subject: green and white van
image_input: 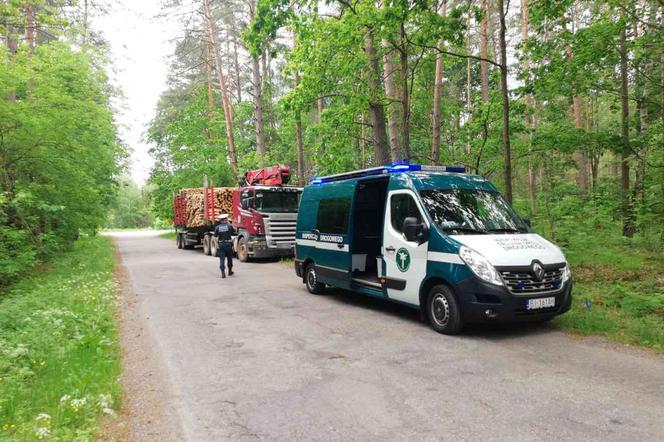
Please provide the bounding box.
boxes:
[294,164,572,334]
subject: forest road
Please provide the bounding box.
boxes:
[114,232,664,442]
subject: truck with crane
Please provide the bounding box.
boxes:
[173,165,302,261]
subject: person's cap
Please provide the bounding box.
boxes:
[218,213,229,220]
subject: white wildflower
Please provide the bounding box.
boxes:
[35,427,50,439]
[59,394,71,404]
[35,413,51,422]
[102,407,114,415]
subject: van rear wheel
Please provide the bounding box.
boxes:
[427,284,464,335]
[305,264,325,294]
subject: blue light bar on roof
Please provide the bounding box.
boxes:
[309,164,465,185]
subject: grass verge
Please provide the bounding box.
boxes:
[552,236,664,353]
[159,231,176,239]
[0,236,120,440]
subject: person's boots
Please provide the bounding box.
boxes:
[221,269,226,279]
[228,268,234,276]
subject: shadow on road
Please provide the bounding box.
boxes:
[320,286,553,340]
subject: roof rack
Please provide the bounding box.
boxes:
[309,164,465,185]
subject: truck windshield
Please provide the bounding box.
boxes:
[254,190,300,213]
[419,189,528,234]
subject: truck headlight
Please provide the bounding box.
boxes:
[561,264,571,283]
[459,246,504,286]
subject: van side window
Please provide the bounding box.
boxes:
[391,194,422,233]
[317,198,351,234]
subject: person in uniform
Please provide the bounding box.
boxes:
[214,213,235,278]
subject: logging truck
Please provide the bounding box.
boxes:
[173,165,303,261]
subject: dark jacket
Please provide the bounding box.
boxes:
[214,221,236,243]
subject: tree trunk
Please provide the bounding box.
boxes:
[479,0,489,103]
[317,95,324,123]
[363,29,391,166]
[521,0,536,211]
[252,56,266,157]
[465,13,472,157]
[381,1,400,163]
[399,25,410,162]
[203,0,238,178]
[431,1,446,165]
[292,30,305,184]
[570,2,588,194]
[497,0,512,203]
[26,4,36,53]
[619,23,634,237]
[205,42,216,139]
[360,113,367,168]
[232,33,242,102]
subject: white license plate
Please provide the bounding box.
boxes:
[526,297,555,310]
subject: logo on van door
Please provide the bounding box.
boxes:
[396,248,411,272]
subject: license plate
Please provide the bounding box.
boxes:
[526,297,555,310]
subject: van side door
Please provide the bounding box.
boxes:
[382,190,429,306]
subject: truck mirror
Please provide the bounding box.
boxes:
[241,198,251,210]
[402,217,427,244]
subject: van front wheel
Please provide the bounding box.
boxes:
[427,285,464,335]
[305,264,325,294]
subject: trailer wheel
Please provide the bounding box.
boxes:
[426,284,464,335]
[305,264,325,294]
[176,233,183,249]
[203,235,211,255]
[237,236,249,262]
[210,237,218,257]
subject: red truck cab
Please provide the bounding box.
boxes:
[232,185,301,261]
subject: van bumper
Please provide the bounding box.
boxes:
[454,277,573,323]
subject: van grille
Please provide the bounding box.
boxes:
[500,266,564,295]
[263,213,297,248]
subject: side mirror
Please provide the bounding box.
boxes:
[402,217,428,244]
[522,217,532,228]
[241,198,251,210]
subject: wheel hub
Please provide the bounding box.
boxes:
[432,294,450,326]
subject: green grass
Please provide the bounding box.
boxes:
[159,231,176,239]
[0,236,120,440]
[551,233,664,352]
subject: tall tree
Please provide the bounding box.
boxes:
[497,0,512,203]
[479,0,489,103]
[382,0,400,163]
[364,27,391,166]
[203,0,238,178]
[619,14,633,237]
[431,0,447,165]
[520,0,536,210]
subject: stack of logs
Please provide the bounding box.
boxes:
[177,187,234,227]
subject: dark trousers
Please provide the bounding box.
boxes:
[217,244,233,271]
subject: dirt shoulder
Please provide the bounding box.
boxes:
[99,242,185,441]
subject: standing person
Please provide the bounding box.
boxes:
[214,213,235,278]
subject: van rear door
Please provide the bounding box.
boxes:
[382,190,429,306]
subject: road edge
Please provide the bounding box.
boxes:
[99,240,186,441]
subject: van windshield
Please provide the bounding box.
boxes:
[419,189,528,234]
[254,190,301,213]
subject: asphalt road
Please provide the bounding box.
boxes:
[114,232,664,441]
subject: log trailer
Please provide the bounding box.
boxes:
[173,165,303,261]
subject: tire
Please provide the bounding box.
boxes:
[305,264,325,294]
[203,235,211,256]
[210,237,218,258]
[426,284,464,335]
[176,233,183,249]
[237,236,249,262]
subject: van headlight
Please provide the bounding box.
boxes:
[561,264,571,283]
[459,246,504,286]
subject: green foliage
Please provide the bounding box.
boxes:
[105,176,154,229]
[0,236,120,440]
[0,39,122,285]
